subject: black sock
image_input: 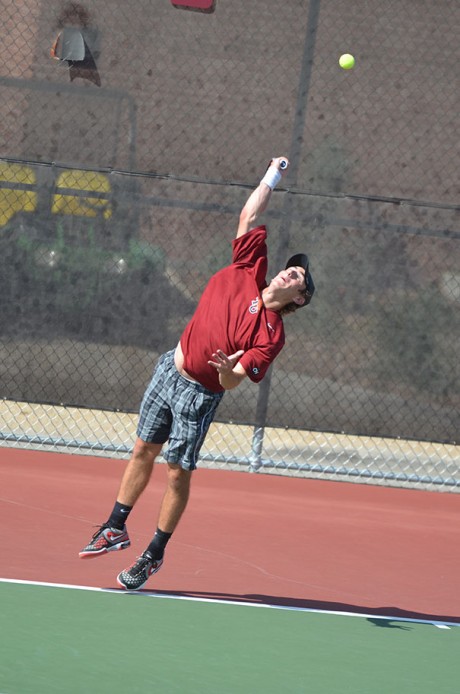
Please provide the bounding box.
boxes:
[107,501,133,530]
[146,528,172,560]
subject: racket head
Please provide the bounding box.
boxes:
[171,1,216,13]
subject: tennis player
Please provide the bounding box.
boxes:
[79,156,315,589]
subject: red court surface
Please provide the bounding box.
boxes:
[2,446,459,623]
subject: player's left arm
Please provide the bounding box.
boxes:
[208,349,247,390]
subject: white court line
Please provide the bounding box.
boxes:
[1,577,458,629]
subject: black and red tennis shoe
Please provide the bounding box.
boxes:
[116,551,163,590]
[79,523,130,558]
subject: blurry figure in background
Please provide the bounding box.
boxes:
[51,2,101,86]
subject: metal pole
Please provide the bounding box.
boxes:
[250,0,322,471]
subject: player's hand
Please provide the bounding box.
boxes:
[271,156,289,172]
[208,349,244,374]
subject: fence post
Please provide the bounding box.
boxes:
[250,364,273,471]
[250,1,321,473]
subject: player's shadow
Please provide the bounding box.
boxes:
[367,618,412,630]
[129,589,460,627]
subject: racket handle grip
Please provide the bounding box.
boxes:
[279,158,288,170]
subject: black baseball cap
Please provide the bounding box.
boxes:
[285,253,315,306]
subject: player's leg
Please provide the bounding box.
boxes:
[116,464,192,590]
[78,440,162,559]
[79,352,173,559]
[117,379,221,589]
[156,463,192,532]
[116,438,163,506]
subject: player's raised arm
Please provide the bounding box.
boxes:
[236,156,289,238]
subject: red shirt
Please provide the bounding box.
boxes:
[180,225,285,392]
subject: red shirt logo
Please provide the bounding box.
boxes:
[249,297,262,315]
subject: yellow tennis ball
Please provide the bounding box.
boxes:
[339,53,355,70]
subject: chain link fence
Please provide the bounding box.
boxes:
[0,0,459,489]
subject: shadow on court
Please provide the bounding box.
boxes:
[113,588,460,625]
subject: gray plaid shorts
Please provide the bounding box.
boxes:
[137,349,223,471]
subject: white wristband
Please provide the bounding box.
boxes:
[261,165,282,190]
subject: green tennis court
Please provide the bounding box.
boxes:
[1,580,458,694]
